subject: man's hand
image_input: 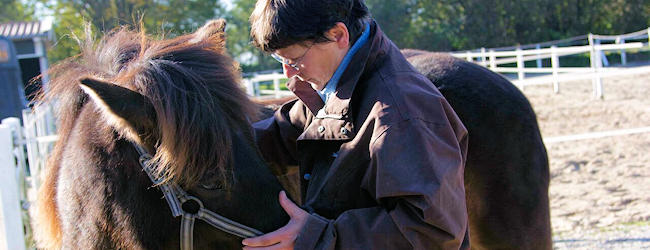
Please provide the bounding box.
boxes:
[242,191,308,250]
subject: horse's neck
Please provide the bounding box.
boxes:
[228,130,290,232]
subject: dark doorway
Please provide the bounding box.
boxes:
[18,58,42,102]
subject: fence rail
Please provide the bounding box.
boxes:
[244,27,650,99]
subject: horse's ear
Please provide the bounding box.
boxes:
[191,19,227,46]
[79,77,156,145]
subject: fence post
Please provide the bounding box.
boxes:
[551,45,560,94]
[243,78,255,96]
[589,34,604,99]
[616,37,627,65]
[0,119,27,250]
[489,49,496,69]
[516,46,525,89]
[597,39,609,67]
[3,118,28,203]
[273,76,281,98]
[465,51,473,62]
[22,109,41,190]
[480,47,487,66]
[536,44,542,68]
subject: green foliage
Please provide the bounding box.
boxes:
[42,0,226,63]
[11,0,650,70]
[225,0,279,72]
[0,0,35,22]
[367,0,650,52]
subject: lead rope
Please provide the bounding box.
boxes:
[133,143,263,250]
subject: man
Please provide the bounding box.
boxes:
[243,0,470,249]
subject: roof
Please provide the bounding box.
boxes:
[0,20,53,41]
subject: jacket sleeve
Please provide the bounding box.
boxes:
[295,118,470,250]
[253,99,308,175]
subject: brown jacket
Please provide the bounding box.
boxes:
[253,20,470,250]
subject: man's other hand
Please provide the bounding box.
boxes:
[242,191,308,250]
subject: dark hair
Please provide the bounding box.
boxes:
[250,0,369,52]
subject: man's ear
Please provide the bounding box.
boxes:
[79,77,156,145]
[328,22,350,49]
[191,19,227,48]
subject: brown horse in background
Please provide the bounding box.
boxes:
[260,50,553,249]
[403,49,552,249]
[31,20,289,249]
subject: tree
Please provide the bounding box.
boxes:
[226,0,280,72]
[44,0,227,63]
[0,0,35,23]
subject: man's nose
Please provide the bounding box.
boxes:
[283,63,299,79]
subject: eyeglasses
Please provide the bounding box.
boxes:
[271,44,313,71]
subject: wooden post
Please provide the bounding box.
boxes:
[616,37,627,65]
[489,49,496,69]
[243,78,255,96]
[536,44,542,68]
[589,34,603,99]
[516,46,525,89]
[551,45,560,94]
[273,76,281,98]
[22,109,40,190]
[465,51,473,62]
[0,119,26,250]
[3,118,27,203]
[597,39,609,67]
[480,47,487,66]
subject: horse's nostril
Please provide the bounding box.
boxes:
[181,199,201,215]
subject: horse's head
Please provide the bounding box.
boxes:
[45,19,257,189]
[34,19,287,249]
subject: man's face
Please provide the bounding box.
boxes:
[273,23,351,91]
[274,42,344,91]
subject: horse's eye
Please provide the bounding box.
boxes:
[199,182,223,190]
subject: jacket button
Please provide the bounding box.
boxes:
[317,126,325,133]
[303,173,311,180]
[340,127,348,135]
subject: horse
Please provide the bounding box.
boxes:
[402,49,552,249]
[31,19,290,249]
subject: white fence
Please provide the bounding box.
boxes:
[0,105,57,250]
[0,118,27,250]
[245,27,650,99]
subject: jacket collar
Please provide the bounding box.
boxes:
[286,19,391,119]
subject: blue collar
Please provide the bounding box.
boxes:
[317,22,371,103]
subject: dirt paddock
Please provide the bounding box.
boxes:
[521,73,650,249]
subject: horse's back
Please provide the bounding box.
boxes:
[405,51,552,249]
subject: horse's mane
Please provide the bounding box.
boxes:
[33,22,257,249]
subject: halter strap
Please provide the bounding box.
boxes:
[132,143,263,250]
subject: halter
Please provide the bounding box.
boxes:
[132,143,263,250]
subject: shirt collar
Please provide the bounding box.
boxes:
[317,22,371,103]
[287,19,390,117]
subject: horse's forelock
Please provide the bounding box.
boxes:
[44,26,255,188]
[127,29,257,188]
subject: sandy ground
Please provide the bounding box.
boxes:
[521,73,650,247]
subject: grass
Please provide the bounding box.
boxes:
[256,78,289,91]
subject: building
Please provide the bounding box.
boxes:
[0,36,27,120]
[0,20,53,102]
